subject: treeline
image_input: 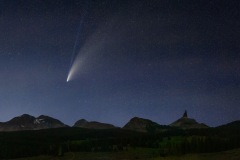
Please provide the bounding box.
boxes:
[0,127,147,159]
[158,135,240,156]
[0,127,240,159]
[156,127,240,156]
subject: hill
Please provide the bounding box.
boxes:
[217,120,240,129]
[73,119,116,129]
[123,117,170,133]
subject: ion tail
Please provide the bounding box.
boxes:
[68,0,89,74]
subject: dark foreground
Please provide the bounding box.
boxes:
[0,127,240,159]
[14,148,240,160]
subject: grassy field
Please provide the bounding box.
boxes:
[153,148,240,160]
[14,148,240,160]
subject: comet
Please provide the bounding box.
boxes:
[66,24,109,82]
[66,53,85,82]
[66,5,126,82]
[66,75,70,82]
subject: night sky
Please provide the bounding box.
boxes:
[0,0,239,127]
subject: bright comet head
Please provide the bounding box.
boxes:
[66,73,71,82]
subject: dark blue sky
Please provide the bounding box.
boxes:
[0,0,239,127]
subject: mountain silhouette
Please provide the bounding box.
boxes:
[73,119,116,129]
[170,111,209,129]
[0,114,67,131]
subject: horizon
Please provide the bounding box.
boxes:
[0,110,238,128]
[0,0,239,128]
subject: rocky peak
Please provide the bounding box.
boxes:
[35,115,67,128]
[0,114,67,131]
[183,110,188,118]
[170,111,208,129]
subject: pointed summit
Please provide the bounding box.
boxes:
[170,111,208,129]
[183,110,188,118]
